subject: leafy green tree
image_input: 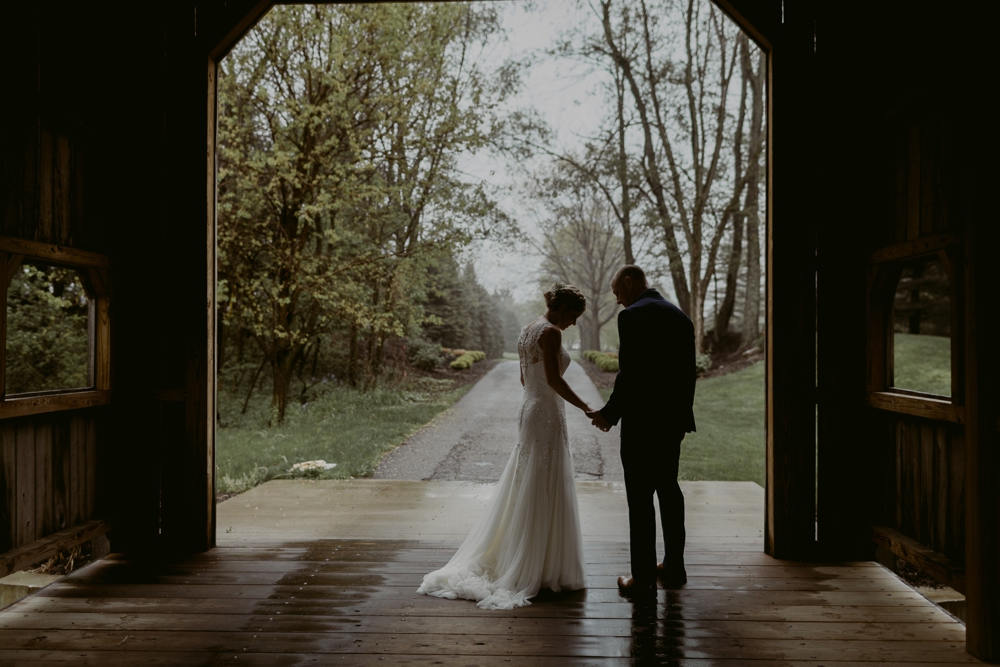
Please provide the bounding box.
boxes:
[421,253,471,351]
[461,263,506,359]
[217,3,517,422]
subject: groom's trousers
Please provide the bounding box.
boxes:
[620,424,686,585]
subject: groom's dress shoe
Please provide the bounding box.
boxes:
[656,562,687,588]
[617,575,656,598]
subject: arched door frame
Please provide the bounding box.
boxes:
[200,0,819,561]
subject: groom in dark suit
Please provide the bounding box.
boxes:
[588,265,696,595]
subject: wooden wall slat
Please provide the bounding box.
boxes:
[934,424,948,555]
[54,133,72,246]
[20,129,39,242]
[38,127,54,243]
[948,430,964,562]
[0,424,16,552]
[52,417,71,532]
[905,122,920,241]
[69,416,84,527]
[919,122,934,237]
[892,419,910,530]
[14,420,35,545]
[33,421,53,539]
[892,128,907,245]
[85,416,97,520]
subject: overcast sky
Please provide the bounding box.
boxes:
[456,0,607,303]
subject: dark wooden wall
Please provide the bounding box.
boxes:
[0,2,112,559]
[889,417,965,564]
[0,415,100,554]
[812,0,998,659]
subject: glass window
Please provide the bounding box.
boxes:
[5,263,92,395]
[891,256,951,396]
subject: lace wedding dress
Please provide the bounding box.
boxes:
[416,317,586,609]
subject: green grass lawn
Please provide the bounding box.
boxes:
[599,362,766,487]
[681,362,765,486]
[893,332,951,396]
[218,335,946,496]
[216,377,470,493]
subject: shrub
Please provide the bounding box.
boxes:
[408,337,444,371]
[695,351,713,375]
[583,350,619,372]
[449,350,486,370]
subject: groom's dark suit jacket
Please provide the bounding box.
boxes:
[599,288,697,434]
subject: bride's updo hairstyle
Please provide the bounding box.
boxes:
[544,283,587,314]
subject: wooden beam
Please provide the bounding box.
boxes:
[963,136,1000,659]
[0,519,111,577]
[0,237,110,269]
[869,233,958,264]
[765,0,817,560]
[866,391,963,424]
[0,391,111,420]
[206,0,273,60]
[95,299,111,392]
[710,0,776,52]
[870,524,965,594]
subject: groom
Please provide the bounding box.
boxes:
[587,265,696,595]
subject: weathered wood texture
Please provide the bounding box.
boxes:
[0,414,102,555]
[886,417,965,567]
[0,519,111,578]
[812,0,995,658]
[0,125,91,250]
[0,3,116,570]
[0,539,980,666]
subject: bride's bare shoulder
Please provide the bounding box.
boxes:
[537,323,561,346]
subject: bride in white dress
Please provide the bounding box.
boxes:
[416,284,596,609]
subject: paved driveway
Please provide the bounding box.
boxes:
[375,360,624,482]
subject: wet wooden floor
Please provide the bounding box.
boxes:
[0,539,978,666]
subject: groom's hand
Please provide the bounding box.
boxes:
[589,412,612,432]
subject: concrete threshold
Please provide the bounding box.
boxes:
[0,571,62,611]
[217,479,765,548]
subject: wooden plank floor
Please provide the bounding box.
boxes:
[0,539,979,666]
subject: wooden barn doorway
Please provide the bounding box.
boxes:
[202,0,819,562]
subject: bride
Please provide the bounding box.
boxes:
[416,284,595,609]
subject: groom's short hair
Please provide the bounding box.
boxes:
[616,265,648,287]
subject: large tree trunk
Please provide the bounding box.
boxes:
[741,203,761,343]
[271,345,302,426]
[615,64,635,266]
[715,34,751,341]
[347,322,360,388]
[581,310,602,352]
[740,47,765,345]
[715,212,744,340]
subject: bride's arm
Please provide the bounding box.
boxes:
[539,327,591,412]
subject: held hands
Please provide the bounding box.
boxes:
[584,408,612,432]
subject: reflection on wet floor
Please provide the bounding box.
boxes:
[0,538,977,665]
